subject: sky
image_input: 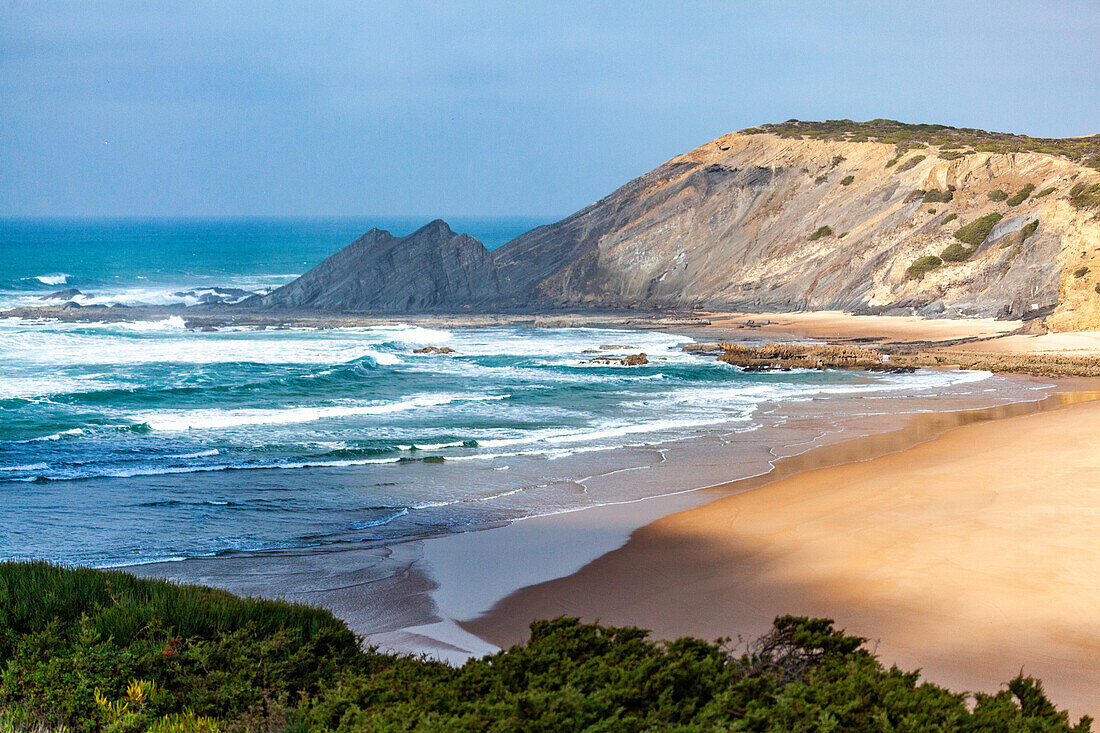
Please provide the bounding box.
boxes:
[2,1,1098,219]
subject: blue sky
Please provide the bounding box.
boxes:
[2,1,1098,218]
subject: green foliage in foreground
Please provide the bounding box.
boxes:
[0,563,1092,732]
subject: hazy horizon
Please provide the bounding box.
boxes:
[3,1,1098,219]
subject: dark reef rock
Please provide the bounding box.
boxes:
[42,288,81,300]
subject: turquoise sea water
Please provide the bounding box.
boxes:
[0,219,1042,569]
[0,217,540,308]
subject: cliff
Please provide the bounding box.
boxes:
[252,219,500,311]
[253,121,1100,329]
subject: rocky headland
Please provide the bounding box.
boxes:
[243,119,1100,329]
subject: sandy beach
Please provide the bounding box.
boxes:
[466,388,1100,718]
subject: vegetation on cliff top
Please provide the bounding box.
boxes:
[0,562,1092,731]
[741,119,1100,162]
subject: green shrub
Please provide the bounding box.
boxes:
[1035,186,1056,198]
[923,188,953,203]
[954,213,1003,245]
[0,564,1091,732]
[815,174,828,184]
[0,562,364,727]
[928,208,937,214]
[838,232,849,239]
[885,155,901,168]
[840,175,855,186]
[831,155,846,168]
[1074,266,1090,278]
[942,213,958,225]
[1069,181,1100,209]
[895,154,926,172]
[742,119,1100,164]
[1007,183,1036,206]
[1021,220,1039,241]
[941,242,976,262]
[987,189,1009,201]
[907,255,943,279]
[807,225,833,241]
[1095,283,1100,295]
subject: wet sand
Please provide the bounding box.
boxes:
[465,387,1100,718]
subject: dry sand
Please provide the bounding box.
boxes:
[467,390,1100,718]
[700,310,1022,344]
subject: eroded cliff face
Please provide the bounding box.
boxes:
[493,133,1100,326]
[254,129,1100,328]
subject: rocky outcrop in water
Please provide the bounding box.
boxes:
[250,220,500,311]
[249,122,1100,329]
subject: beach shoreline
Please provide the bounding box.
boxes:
[96,310,1100,718]
[463,384,1100,718]
[126,373,1075,656]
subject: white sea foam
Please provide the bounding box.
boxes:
[351,508,409,529]
[114,316,187,331]
[168,449,221,459]
[0,463,48,472]
[34,273,69,286]
[134,393,509,431]
[15,428,84,443]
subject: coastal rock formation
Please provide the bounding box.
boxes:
[251,121,1100,329]
[42,288,81,300]
[250,219,500,311]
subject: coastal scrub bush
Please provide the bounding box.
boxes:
[907,255,942,279]
[1021,220,1040,241]
[743,119,1100,163]
[1069,181,1100,209]
[840,174,855,185]
[0,564,1092,731]
[941,242,977,262]
[954,213,1003,246]
[0,561,364,727]
[988,189,1009,201]
[1007,183,1037,206]
[942,213,958,225]
[807,225,833,241]
[923,188,954,203]
[1035,186,1056,198]
[895,154,926,172]
[1074,266,1090,278]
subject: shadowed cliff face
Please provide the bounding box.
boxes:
[253,130,1100,328]
[253,219,500,311]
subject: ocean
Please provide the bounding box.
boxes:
[0,218,1047,570]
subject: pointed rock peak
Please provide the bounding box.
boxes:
[412,219,455,238]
